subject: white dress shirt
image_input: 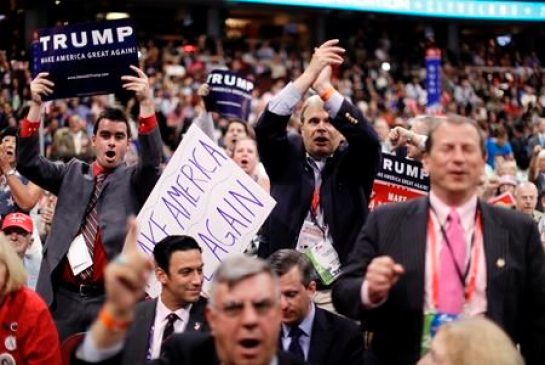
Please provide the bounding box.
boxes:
[149,297,192,359]
[281,302,316,360]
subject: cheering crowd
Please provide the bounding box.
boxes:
[0,27,543,365]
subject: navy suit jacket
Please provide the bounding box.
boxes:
[333,197,545,365]
[255,100,380,265]
[17,125,162,306]
[280,306,363,365]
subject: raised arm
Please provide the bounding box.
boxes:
[122,66,163,201]
[17,73,67,195]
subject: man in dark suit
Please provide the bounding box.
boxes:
[18,67,162,340]
[74,224,307,365]
[333,114,545,365]
[255,40,380,308]
[121,235,209,363]
[268,249,363,365]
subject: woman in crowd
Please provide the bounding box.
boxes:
[232,136,270,193]
[0,237,60,364]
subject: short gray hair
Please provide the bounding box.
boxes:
[208,255,279,306]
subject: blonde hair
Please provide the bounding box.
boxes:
[438,317,524,365]
[0,236,27,294]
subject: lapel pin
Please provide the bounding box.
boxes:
[496,258,505,268]
[194,322,201,331]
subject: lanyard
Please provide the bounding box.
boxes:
[310,184,327,235]
[428,208,482,310]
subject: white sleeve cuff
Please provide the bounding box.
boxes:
[361,280,388,309]
[75,333,124,362]
[324,91,343,119]
[267,82,303,116]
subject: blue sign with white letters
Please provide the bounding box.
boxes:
[425,49,441,110]
[32,19,138,101]
[204,70,254,121]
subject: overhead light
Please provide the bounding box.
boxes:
[55,0,61,5]
[381,62,391,72]
[106,12,130,20]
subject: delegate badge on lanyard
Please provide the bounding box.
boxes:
[420,311,458,356]
[296,220,341,285]
[420,207,483,356]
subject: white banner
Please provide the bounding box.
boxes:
[136,124,276,297]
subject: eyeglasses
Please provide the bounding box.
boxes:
[217,298,276,317]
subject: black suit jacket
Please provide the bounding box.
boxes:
[280,306,363,365]
[73,332,308,365]
[332,197,545,365]
[255,100,380,265]
[121,296,209,365]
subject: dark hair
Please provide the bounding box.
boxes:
[93,107,131,138]
[153,235,202,273]
[424,114,486,157]
[267,249,317,286]
[225,118,254,138]
[0,127,17,141]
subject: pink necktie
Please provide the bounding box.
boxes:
[438,209,466,314]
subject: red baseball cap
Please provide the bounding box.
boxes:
[2,213,33,233]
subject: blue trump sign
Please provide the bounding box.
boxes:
[425,48,441,110]
[204,70,254,121]
[32,19,138,101]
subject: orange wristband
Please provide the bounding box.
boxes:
[319,87,336,102]
[98,307,132,331]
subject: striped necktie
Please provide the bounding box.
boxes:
[79,173,106,280]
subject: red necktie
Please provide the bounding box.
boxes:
[79,173,105,280]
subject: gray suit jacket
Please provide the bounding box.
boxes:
[333,197,545,365]
[122,296,209,365]
[17,125,162,306]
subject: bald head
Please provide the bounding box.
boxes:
[515,182,538,216]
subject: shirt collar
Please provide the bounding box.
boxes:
[156,296,192,323]
[429,191,478,233]
[282,301,315,338]
[92,162,106,177]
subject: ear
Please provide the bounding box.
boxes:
[306,280,317,296]
[91,134,96,148]
[155,267,168,285]
[422,153,431,174]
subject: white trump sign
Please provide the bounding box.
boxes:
[136,124,276,297]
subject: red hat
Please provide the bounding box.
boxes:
[2,213,33,233]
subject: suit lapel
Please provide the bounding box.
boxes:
[124,299,157,364]
[187,296,208,332]
[479,202,508,322]
[400,198,428,311]
[307,307,332,364]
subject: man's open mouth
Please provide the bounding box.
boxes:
[239,339,261,349]
[105,151,116,158]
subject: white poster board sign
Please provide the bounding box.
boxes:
[136,124,276,297]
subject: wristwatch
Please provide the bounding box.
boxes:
[5,168,16,177]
